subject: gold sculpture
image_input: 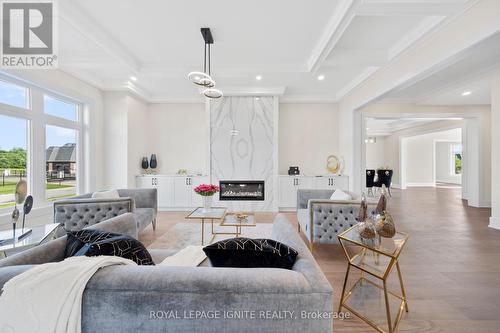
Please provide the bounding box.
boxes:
[375,211,396,238]
[326,155,340,174]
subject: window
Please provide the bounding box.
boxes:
[0,115,28,208]
[44,95,78,121]
[45,126,78,201]
[0,74,84,212]
[0,80,28,109]
[451,144,462,175]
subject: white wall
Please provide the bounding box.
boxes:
[146,103,208,175]
[490,70,500,229]
[404,129,461,186]
[279,103,339,175]
[103,92,148,189]
[126,95,148,187]
[365,137,386,170]
[436,142,462,184]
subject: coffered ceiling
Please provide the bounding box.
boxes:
[380,31,500,105]
[56,0,477,103]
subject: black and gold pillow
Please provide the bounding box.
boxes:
[203,238,298,269]
[65,229,154,265]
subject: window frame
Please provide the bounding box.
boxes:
[0,73,85,213]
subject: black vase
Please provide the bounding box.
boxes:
[141,157,149,170]
[150,154,158,169]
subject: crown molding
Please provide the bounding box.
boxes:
[307,0,360,73]
[335,67,380,100]
[59,1,141,73]
[355,0,465,17]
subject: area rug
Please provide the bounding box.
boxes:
[149,222,274,251]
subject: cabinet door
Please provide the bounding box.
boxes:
[313,177,331,190]
[136,176,155,189]
[156,176,174,208]
[279,177,297,208]
[190,176,210,207]
[297,177,313,189]
[173,177,191,207]
[334,176,349,191]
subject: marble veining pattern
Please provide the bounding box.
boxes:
[210,96,276,211]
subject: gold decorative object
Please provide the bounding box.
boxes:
[326,155,340,174]
[358,221,376,239]
[376,211,396,238]
[235,213,249,221]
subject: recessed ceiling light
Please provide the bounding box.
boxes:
[317,75,325,81]
[256,75,262,81]
[255,97,260,101]
[130,76,137,81]
[366,128,370,130]
[462,91,471,96]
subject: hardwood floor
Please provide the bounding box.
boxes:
[140,187,500,333]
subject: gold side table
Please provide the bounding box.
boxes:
[337,225,409,333]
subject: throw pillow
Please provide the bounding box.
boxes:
[203,238,298,270]
[65,229,120,257]
[91,189,120,199]
[65,229,154,265]
[80,236,155,266]
[329,189,352,201]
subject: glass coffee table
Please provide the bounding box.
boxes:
[185,207,227,245]
[0,223,60,258]
[220,212,256,237]
[337,225,409,333]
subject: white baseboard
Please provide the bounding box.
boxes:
[489,217,500,230]
[406,182,436,187]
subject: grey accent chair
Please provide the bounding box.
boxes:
[53,188,157,236]
[297,189,377,249]
[0,213,334,332]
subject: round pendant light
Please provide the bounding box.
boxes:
[188,28,223,98]
[187,71,213,87]
[203,88,223,99]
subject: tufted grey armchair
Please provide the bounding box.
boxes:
[53,188,157,236]
[296,189,377,249]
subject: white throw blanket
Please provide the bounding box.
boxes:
[159,245,206,266]
[0,256,135,333]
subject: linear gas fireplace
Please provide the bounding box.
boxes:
[219,181,265,201]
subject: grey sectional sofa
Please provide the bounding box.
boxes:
[53,188,157,235]
[297,189,377,249]
[0,213,334,332]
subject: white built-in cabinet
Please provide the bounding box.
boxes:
[136,175,209,210]
[137,174,348,211]
[278,175,349,209]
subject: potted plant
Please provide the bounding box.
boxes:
[194,184,220,212]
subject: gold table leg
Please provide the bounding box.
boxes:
[201,218,205,245]
[396,261,409,312]
[338,263,351,313]
[383,280,393,333]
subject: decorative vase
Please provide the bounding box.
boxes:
[150,154,158,170]
[141,157,149,173]
[202,195,213,213]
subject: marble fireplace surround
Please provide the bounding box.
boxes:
[209,96,279,211]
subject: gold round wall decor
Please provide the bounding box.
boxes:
[326,155,340,174]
